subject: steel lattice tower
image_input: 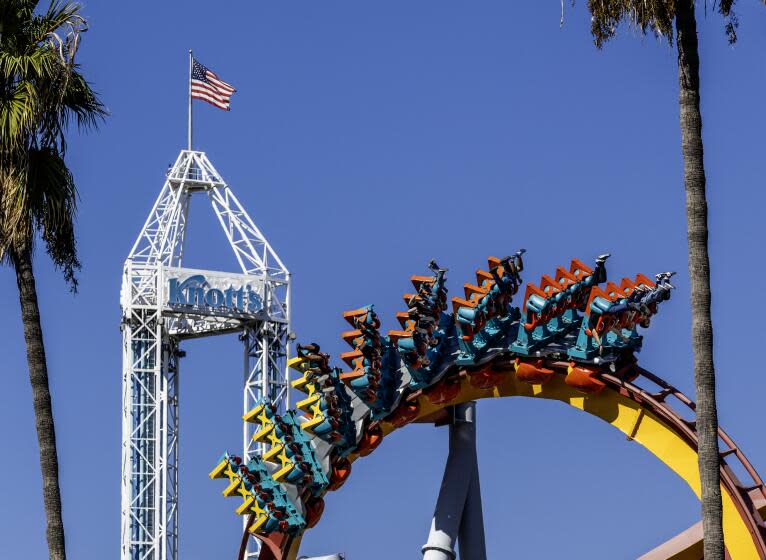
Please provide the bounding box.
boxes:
[120,150,290,560]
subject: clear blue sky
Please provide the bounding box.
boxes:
[1,2,765,559]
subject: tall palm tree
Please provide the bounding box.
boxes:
[0,2,105,559]
[584,1,758,557]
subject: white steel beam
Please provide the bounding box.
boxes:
[121,150,290,560]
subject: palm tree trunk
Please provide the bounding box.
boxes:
[674,2,724,558]
[13,248,67,560]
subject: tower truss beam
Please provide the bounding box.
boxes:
[121,150,290,560]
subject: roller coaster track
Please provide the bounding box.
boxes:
[210,254,766,560]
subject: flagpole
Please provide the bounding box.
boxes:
[187,49,193,150]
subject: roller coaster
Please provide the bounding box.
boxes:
[210,252,766,559]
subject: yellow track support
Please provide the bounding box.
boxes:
[208,458,271,533]
[299,413,327,434]
[330,372,759,560]
[209,458,231,480]
[241,395,302,485]
[290,359,330,435]
[277,355,760,560]
[263,442,285,463]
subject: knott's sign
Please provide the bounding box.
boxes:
[162,267,265,318]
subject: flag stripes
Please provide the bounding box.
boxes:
[191,58,236,111]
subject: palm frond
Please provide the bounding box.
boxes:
[0,79,38,151]
[1,147,82,289]
[0,2,38,40]
[30,148,80,288]
[587,0,675,48]
[60,68,106,130]
[585,0,766,47]
[0,46,60,80]
[0,166,30,264]
[0,0,102,288]
[37,65,106,150]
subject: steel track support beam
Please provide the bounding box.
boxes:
[457,455,485,559]
[422,401,486,560]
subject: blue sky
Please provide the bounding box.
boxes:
[1,1,765,559]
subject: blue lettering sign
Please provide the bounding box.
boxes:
[204,288,225,307]
[167,274,262,314]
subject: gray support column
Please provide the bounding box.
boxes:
[458,463,486,559]
[422,401,485,560]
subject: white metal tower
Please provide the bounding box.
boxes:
[120,150,291,560]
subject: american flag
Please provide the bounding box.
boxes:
[191,59,236,111]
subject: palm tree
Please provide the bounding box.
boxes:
[0,2,105,559]
[584,1,758,557]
